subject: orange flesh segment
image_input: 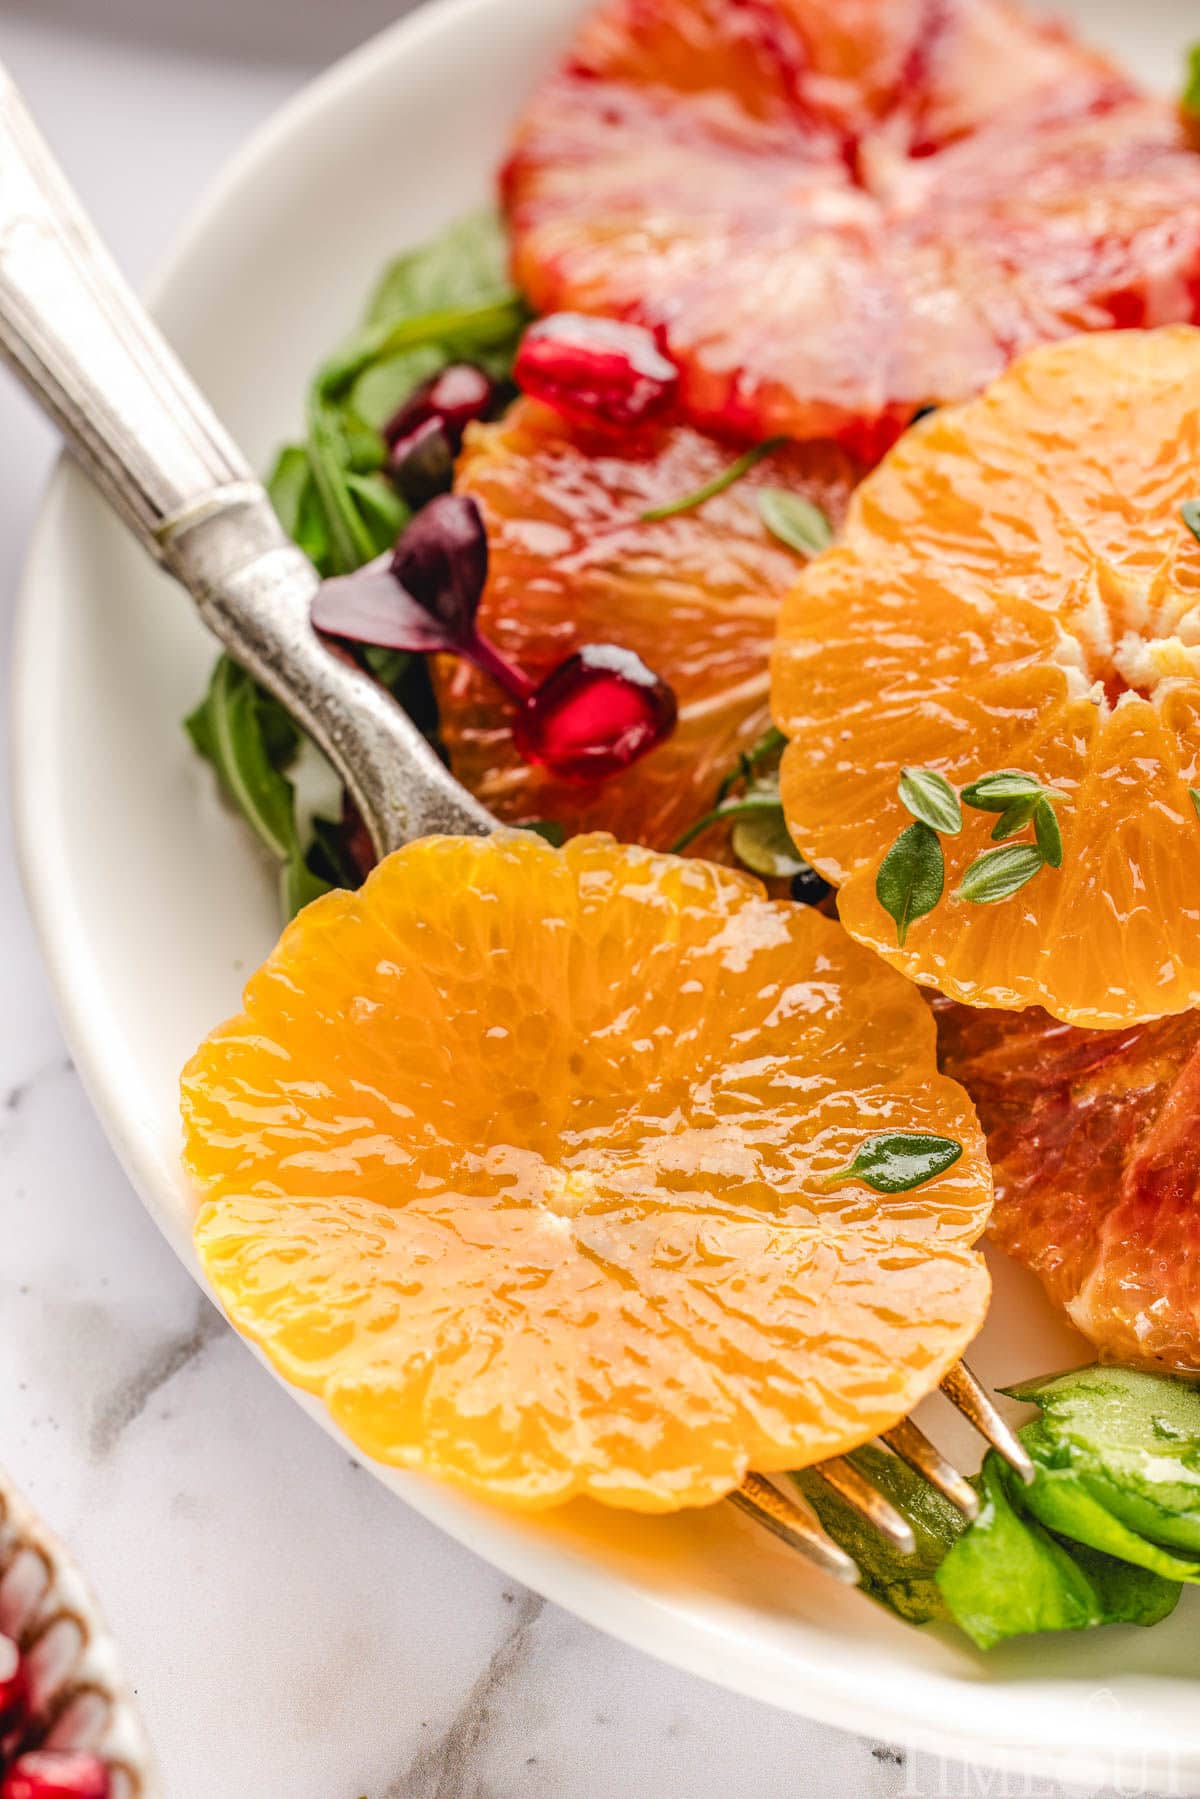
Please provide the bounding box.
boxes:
[773,326,1200,1028]
[937,996,1200,1373]
[183,834,991,1511]
[440,399,858,851]
[503,0,1200,453]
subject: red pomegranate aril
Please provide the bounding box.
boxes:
[514,314,678,430]
[0,1640,27,1738]
[1,1752,111,1799]
[514,644,676,782]
[383,363,499,452]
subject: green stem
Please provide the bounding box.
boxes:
[642,437,788,523]
[670,792,782,854]
[315,292,526,400]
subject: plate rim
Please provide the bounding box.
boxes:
[10,0,1200,1783]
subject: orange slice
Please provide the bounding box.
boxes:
[503,0,1200,454]
[937,997,1200,1373]
[773,326,1200,1029]
[437,398,858,850]
[182,833,991,1511]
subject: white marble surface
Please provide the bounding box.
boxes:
[0,8,1103,1797]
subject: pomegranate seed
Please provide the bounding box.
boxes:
[1,1752,110,1799]
[514,314,678,430]
[0,1639,27,1738]
[386,365,500,507]
[514,643,676,782]
[383,363,499,452]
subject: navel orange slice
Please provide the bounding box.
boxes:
[937,997,1200,1373]
[438,398,858,850]
[773,326,1200,1029]
[503,0,1200,454]
[182,833,991,1511]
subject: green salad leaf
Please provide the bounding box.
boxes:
[187,209,527,920]
[790,1364,1199,1651]
[935,1456,1178,1650]
[186,657,336,917]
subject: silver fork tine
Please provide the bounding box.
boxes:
[882,1417,979,1520]
[812,1458,917,1556]
[940,1359,1035,1484]
[731,1473,860,1584]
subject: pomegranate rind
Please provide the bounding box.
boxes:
[440,398,858,851]
[773,327,1200,1029]
[503,0,1200,453]
[184,833,992,1512]
[937,996,1200,1374]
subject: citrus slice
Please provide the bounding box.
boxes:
[937,996,1200,1372]
[182,833,992,1511]
[437,399,858,851]
[503,0,1200,453]
[773,326,1200,1028]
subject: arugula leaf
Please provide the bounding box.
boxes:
[191,210,525,917]
[758,488,833,557]
[1191,787,1200,823]
[266,445,334,573]
[186,656,330,918]
[641,438,787,523]
[898,766,962,835]
[1184,499,1200,545]
[828,1131,963,1194]
[956,842,1045,905]
[876,820,944,945]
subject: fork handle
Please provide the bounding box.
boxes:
[0,62,495,853]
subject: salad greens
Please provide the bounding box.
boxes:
[670,725,819,881]
[795,1364,1200,1651]
[186,211,527,919]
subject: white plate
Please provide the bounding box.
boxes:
[12,0,1200,1785]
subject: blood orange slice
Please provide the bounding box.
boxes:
[503,0,1200,453]
[437,398,858,850]
[183,833,992,1510]
[937,996,1200,1372]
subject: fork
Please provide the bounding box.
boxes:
[0,67,1033,1584]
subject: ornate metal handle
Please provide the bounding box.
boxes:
[0,62,494,855]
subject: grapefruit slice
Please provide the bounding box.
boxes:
[182,833,992,1511]
[936,996,1200,1373]
[773,326,1200,1029]
[437,397,858,850]
[503,0,1200,453]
